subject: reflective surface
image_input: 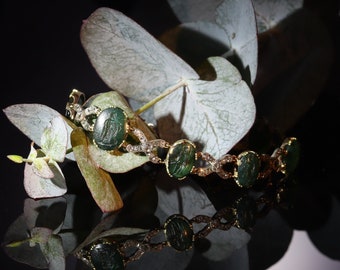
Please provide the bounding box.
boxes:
[1,0,340,269]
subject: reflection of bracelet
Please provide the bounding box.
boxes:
[66,89,300,188]
[75,185,286,270]
[76,211,235,269]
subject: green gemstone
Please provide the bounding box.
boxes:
[233,196,257,230]
[235,151,260,188]
[280,137,300,174]
[165,139,196,179]
[164,214,194,251]
[90,242,124,270]
[93,107,127,151]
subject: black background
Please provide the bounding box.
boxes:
[1,0,339,269]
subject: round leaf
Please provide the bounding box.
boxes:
[155,57,256,158]
[24,160,66,199]
[80,7,199,102]
[3,104,73,155]
[166,0,258,84]
[40,116,68,162]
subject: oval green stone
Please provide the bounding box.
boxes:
[233,196,257,230]
[90,242,124,270]
[280,137,300,174]
[235,151,260,188]
[164,214,194,251]
[165,139,196,179]
[93,107,127,151]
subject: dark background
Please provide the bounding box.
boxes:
[1,0,339,269]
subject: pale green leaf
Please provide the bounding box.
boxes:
[25,144,54,178]
[88,146,149,173]
[155,57,256,158]
[30,227,53,245]
[84,90,134,117]
[166,0,258,84]
[32,158,54,179]
[30,228,66,270]
[252,0,304,33]
[41,116,68,162]
[24,161,66,199]
[71,127,123,212]
[7,154,24,163]
[40,235,65,270]
[80,7,198,102]
[3,104,73,153]
[27,142,38,160]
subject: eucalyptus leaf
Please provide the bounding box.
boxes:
[32,158,54,179]
[29,227,66,270]
[88,146,149,173]
[165,0,258,84]
[30,227,53,245]
[71,127,123,212]
[24,160,67,199]
[41,116,68,162]
[80,7,198,102]
[84,91,134,117]
[3,104,73,155]
[155,57,256,158]
[40,234,65,270]
[3,215,48,268]
[27,144,54,179]
[252,0,304,33]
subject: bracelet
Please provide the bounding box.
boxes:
[66,88,300,270]
[66,89,300,188]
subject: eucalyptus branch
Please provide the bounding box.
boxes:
[134,79,187,115]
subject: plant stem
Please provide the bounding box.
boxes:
[6,238,31,248]
[134,79,187,115]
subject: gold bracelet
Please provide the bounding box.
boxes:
[66,89,300,189]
